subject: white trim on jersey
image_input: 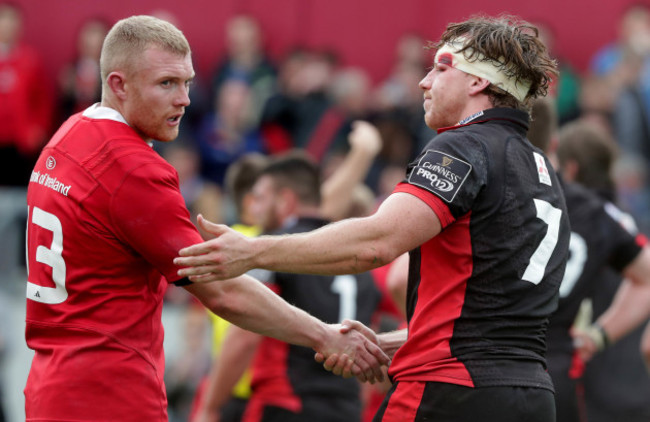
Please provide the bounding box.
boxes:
[83,103,129,126]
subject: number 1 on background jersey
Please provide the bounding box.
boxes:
[331,275,358,322]
[26,206,68,304]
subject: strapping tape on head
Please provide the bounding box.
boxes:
[435,40,531,102]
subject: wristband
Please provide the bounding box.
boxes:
[590,322,611,351]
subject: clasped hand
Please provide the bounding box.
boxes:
[315,319,389,383]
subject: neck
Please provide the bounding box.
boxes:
[458,96,493,124]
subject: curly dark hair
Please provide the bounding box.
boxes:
[433,15,558,111]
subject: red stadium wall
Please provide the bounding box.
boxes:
[13,0,636,91]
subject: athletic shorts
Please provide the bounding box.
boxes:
[244,395,361,422]
[373,381,556,422]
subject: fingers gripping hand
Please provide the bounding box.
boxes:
[316,323,389,384]
[341,319,379,344]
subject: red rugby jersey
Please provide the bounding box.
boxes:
[24,105,203,421]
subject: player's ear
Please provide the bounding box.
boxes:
[106,71,127,100]
[468,75,490,96]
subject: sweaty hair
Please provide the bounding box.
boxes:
[435,15,558,110]
[527,96,558,152]
[261,151,322,207]
[557,120,617,194]
[100,15,191,85]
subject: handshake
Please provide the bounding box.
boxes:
[314,319,402,384]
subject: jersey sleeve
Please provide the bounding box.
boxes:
[600,203,644,271]
[393,132,487,229]
[110,162,204,283]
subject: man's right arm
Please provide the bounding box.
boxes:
[183,275,390,381]
[316,322,408,379]
[175,192,442,281]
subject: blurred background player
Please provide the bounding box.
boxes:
[191,152,268,422]
[527,97,650,422]
[555,119,650,422]
[192,120,384,422]
[193,151,382,422]
[0,1,52,187]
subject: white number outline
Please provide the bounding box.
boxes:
[522,199,563,285]
[331,275,357,322]
[559,232,588,297]
[26,206,68,304]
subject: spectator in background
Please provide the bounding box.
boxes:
[320,66,373,158]
[576,75,619,133]
[165,302,212,422]
[589,5,650,236]
[373,33,426,112]
[367,33,432,192]
[259,48,341,158]
[57,17,109,125]
[195,77,267,187]
[534,20,581,125]
[162,141,224,240]
[211,14,276,127]
[590,3,650,80]
[372,32,433,155]
[0,1,52,186]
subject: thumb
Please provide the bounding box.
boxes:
[197,214,228,236]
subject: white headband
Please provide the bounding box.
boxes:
[435,40,532,102]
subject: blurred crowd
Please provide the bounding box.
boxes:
[3,2,650,421]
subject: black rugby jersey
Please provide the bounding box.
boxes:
[389,108,570,391]
[246,217,382,418]
[546,181,644,358]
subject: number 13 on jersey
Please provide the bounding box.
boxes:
[26,206,68,304]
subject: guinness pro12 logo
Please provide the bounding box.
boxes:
[408,150,471,203]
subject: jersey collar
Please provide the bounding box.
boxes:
[437,107,530,134]
[83,103,129,126]
[82,103,153,146]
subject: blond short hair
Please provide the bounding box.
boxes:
[100,15,191,84]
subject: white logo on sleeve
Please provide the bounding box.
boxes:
[533,152,552,186]
[408,150,472,203]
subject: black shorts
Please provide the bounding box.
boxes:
[246,395,361,422]
[373,381,556,422]
[547,351,585,422]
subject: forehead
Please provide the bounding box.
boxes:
[436,51,454,66]
[137,45,194,78]
[253,174,275,193]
